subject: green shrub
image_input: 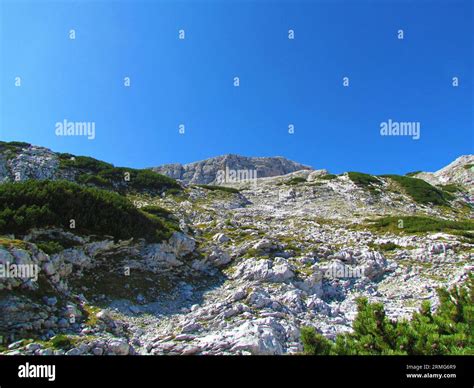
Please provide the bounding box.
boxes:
[440,184,463,193]
[140,205,180,241]
[165,188,182,196]
[366,216,474,235]
[300,327,333,355]
[284,177,307,185]
[50,335,73,349]
[347,172,381,187]
[76,173,109,187]
[58,154,181,194]
[319,174,337,180]
[141,205,173,218]
[130,169,179,192]
[0,141,30,150]
[58,155,113,173]
[405,171,422,177]
[368,242,401,252]
[302,276,473,355]
[5,141,30,148]
[0,141,31,159]
[0,180,175,242]
[381,175,453,205]
[37,241,64,255]
[347,172,381,195]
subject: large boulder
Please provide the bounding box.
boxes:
[228,318,285,355]
[107,339,130,355]
[168,232,196,257]
[232,257,294,283]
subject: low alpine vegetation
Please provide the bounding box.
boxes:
[319,174,338,180]
[440,184,463,194]
[284,177,307,185]
[195,184,240,194]
[347,172,382,195]
[367,242,401,252]
[405,171,422,177]
[58,154,181,194]
[0,141,31,160]
[36,241,65,255]
[347,172,381,187]
[381,174,453,206]
[0,180,177,242]
[301,276,473,355]
[366,216,474,236]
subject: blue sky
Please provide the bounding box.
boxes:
[0,0,472,174]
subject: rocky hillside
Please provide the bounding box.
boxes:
[0,141,472,356]
[151,154,312,184]
[414,155,474,194]
[0,141,180,195]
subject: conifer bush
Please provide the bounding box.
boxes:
[302,276,473,355]
[0,180,176,242]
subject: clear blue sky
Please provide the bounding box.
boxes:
[0,0,472,174]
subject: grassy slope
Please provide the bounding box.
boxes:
[0,180,178,242]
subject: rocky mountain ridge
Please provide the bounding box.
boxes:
[151,154,312,184]
[1,141,472,190]
[0,141,472,356]
[414,155,474,194]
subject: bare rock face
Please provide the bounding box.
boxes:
[152,154,312,185]
[1,145,59,182]
[415,155,473,191]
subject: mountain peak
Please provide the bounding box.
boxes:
[414,154,473,189]
[152,154,312,185]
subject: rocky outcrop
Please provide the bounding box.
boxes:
[0,143,472,356]
[0,145,59,182]
[152,154,312,184]
[415,155,473,191]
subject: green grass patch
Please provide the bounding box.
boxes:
[50,334,75,349]
[366,216,474,235]
[0,236,29,250]
[82,304,102,327]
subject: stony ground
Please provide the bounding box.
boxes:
[2,167,472,355]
